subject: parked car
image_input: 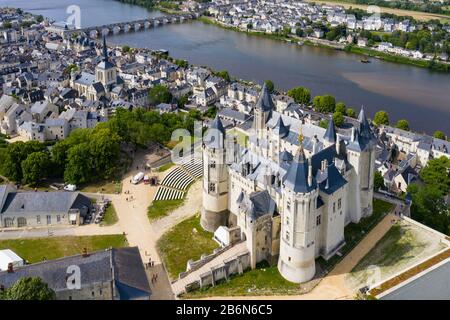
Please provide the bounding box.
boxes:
[63,184,77,191]
[132,172,145,184]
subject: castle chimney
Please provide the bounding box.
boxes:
[336,136,341,153]
[7,263,14,273]
[308,159,313,186]
[351,127,355,142]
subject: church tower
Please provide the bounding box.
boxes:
[95,35,117,91]
[346,107,377,223]
[201,115,230,232]
[278,133,318,283]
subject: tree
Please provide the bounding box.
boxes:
[64,143,92,185]
[313,95,336,113]
[2,21,12,29]
[89,128,121,179]
[374,171,385,191]
[396,119,410,131]
[2,277,56,300]
[287,87,311,105]
[0,141,45,182]
[346,108,356,118]
[148,85,172,105]
[264,80,275,93]
[333,111,344,127]
[21,152,50,186]
[122,45,131,53]
[335,102,346,114]
[319,119,329,129]
[433,131,446,140]
[419,156,450,194]
[374,110,390,126]
[214,70,230,82]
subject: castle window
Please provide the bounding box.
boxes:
[316,215,321,226]
[286,216,289,225]
[285,231,290,241]
[288,256,291,262]
[333,202,336,213]
[208,183,215,192]
[286,201,291,212]
[338,198,342,209]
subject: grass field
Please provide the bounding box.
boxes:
[157,162,175,172]
[147,198,186,221]
[81,180,122,194]
[305,0,450,22]
[100,204,119,226]
[157,214,219,280]
[347,219,447,290]
[0,235,128,264]
[183,261,301,298]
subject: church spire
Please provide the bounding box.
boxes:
[102,34,108,62]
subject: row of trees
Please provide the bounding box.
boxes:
[0,277,55,300]
[0,108,203,186]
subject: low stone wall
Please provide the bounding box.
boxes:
[181,245,232,279]
[188,251,250,292]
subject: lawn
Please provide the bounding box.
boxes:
[318,199,393,271]
[183,261,301,298]
[157,214,219,280]
[100,204,119,226]
[157,162,175,172]
[147,198,185,221]
[348,220,447,290]
[81,180,122,194]
[0,235,128,264]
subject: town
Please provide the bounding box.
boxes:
[0,3,449,302]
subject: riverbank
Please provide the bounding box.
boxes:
[199,16,449,72]
[304,0,450,23]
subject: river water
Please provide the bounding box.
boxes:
[2,0,449,134]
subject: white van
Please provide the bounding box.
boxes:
[64,184,77,191]
[132,172,145,184]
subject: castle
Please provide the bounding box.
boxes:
[200,83,377,283]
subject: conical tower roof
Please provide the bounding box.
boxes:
[255,82,275,112]
[323,117,336,143]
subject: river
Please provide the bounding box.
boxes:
[1,0,449,135]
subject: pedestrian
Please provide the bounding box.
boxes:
[126,197,128,202]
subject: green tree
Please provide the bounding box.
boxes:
[396,119,410,131]
[319,119,329,129]
[374,110,390,126]
[2,21,12,29]
[21,152,50,186]
[89,128,121,179]
[148,85,172,105]
[346,108,356,118]
[333,111,344,127]
[313,95,336,113]
[214,70,230,82]
[374,171,385,190]
[419,156,450,194]
[335,102,346,114]
[1,141,45,182]
[122,45,131,53]
[433,131,446,140]
[2,277,56,300]
[287,87,311,105]
[64,143,92,185]
[264,80,275,94]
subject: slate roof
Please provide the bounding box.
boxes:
[1,191,91,216]
[323,117,336,143]
[245,190,277,220]
[255,82,274,113]
[317,163,348,195]
[0,247,151,300]
[283,148,316,193]
[204,115,226,149]
[272,116,289,138]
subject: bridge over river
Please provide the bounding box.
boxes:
[55,12,199,39]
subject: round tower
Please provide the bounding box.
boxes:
[278,134,318,283]
[200,115,230,232]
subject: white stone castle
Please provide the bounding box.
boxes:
[200,83,377,283]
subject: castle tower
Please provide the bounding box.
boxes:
[253,83,274,139]
[278,134,318,283]
[201,115,230,232]
[95,35,117,91]
[346,107,377,222]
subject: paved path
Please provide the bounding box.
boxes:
[200,210,400,300]
[172,242,248,296]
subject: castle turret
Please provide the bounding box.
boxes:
[201,115,230,232]
[323,116,336,148]
[278,134,318,283]
[346,106,377,222]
